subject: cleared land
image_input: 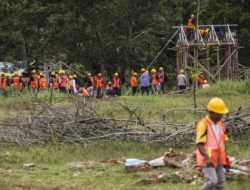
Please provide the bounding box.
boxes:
[0,81,249,190]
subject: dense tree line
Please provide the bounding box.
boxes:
[0,0,249,77]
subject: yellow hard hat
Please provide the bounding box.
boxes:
[159,67,163,71]
[114,72,119,76]
[4,73,9,77]
[151,69,156,73]
[141,68,146,72]
[191,14,195,17]
[203,80,208,84]
[40,73,44,76]
[108,81,112,85]
[207,97,229,114]
[133,72,137,76]
[69,75,73,79]
[87,73,92,76]
[51,72,55,75]
[55,74,59,77]
[59,70,65,74]
[98,73,102,77]
[31,69,36,73]
[73,74,77,78]
[0,71,4,75]
[180,69,185,74]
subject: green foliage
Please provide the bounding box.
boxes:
[1,0,249,78]
[197,80,250,96]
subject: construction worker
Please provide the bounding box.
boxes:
[50,72,59,90]
[19,74,27,91]
[130,72,138,96]
[72,74,78,92]
[177,69,187,92]
[58,70,68,93]
[196,97,230,190]
[86,73,94,97]
[197,74,205,87]
[2,73,10,94]
[106,81,114,97]
[158,67,166,93]
[0,72,4,95]
[30,70,39,92]
[68,75,74,94]
[12,72,20,90]
[200,28,210,39]
[202,80,210,89]
[39,73,47,91]
[187,14,196,40]
[151,68,159,95]
[95,73,105,98]
[112,73,121,96]
[139,68,150,96]
[79,87,89,97]
[69,74,77,94]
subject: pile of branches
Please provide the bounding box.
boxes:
[0,97,249,146]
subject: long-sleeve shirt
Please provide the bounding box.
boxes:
[177,74,187,86]
[139,72,150,87]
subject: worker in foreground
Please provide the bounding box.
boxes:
[196,97,230,190]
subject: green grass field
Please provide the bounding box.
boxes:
[0,81,249,190]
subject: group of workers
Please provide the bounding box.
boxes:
[0,67,210,97]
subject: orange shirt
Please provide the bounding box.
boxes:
[130,76,138,87]
[39,78,47,90]
[96,77,105,88]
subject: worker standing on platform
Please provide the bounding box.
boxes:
[177,69,187,92]
[196,97,230,190]
[187,14,196,40]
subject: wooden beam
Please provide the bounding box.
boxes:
[188,54,217,81]
[214,48,237,78]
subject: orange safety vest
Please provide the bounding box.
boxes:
[196,119,227,167]
[13,76,20,89]
[187,18,195,30]
[2,77,9,90]
[31,75,39,88]
[59,76,68,88]
[0,77,3,90]
[113,77,120,88]
[52,77,59,89]
[82,87,89,97]
[151,73,158,85]
[130,76,138,88]
[39,78,47,90]
[96,77,104,88]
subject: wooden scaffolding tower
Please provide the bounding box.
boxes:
[175,24,239,82]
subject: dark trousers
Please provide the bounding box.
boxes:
[141,86,150,96]
[96,88,103,98]
[59,87,67,93]
[113,87,121,96]
[132,86,137,96]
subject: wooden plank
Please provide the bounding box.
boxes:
[188,54,217,81]
[214,49,237,78]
